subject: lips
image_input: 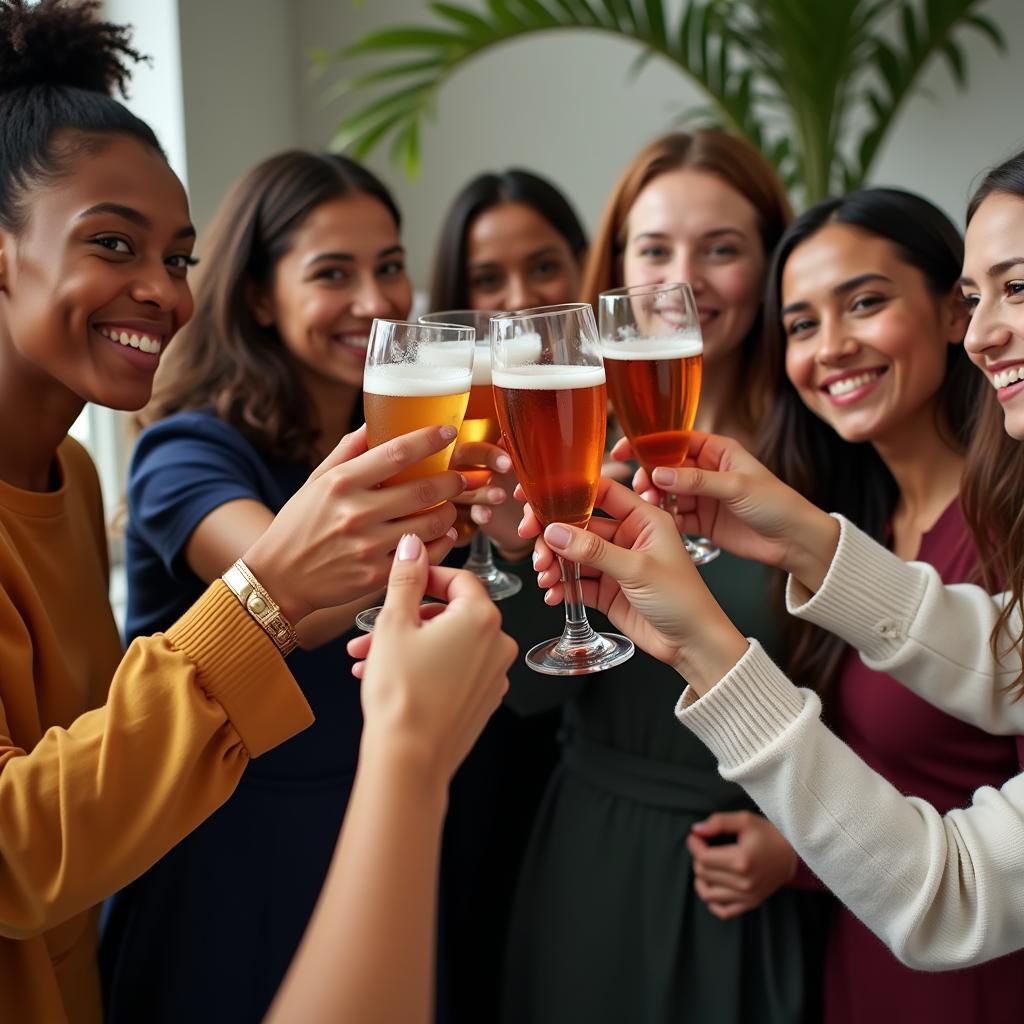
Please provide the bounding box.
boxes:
[820,367,887,397]
[992,364,1024,390]
[95,324,165,355]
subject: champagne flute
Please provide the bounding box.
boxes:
[420,309,522,601]
[354,318,475,632]
[491,303,634,676]
[599,282,720,565]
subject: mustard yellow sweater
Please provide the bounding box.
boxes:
[0,438,312,1022]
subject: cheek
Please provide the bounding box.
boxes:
[709,263,762,320]
[621,254,660,288]
[540,270,579,305]
[385,276,413,319]
[784,343,816,395]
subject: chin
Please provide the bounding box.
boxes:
[1001,406,1024,442]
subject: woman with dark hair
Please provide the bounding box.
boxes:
[0,1,471,1020]
[99,151,502,1023]
[502,131,828,1024]
[682,189,1024,1022]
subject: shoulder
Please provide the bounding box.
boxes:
[58,435,101,496]
[130,410,268,480]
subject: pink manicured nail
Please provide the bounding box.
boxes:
[545,524,572,548]
[496,453,513,472]
[652,467,676,486]
[440,426,457,442]
[397,533,421,561]
[446,527,459,541]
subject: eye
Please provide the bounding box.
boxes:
[1006,280,1024,299]
[531,259,561,280]
[92,235,132,255]
[378,259,405,278]
[470,272,501,291]
[639,245,670,260]
[786,317,816,338]
[313,266,351,284]
[165,253,198,274]
[962,292,979,314]
[850,293,885,314]
[706,244,738,260]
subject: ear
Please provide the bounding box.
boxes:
[245,279,275,328]
[942,284,969,346]
[0,229,12,293]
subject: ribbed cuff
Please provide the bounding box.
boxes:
[785,515,926,662]
[675,641,809,771]
[166,581,313,756]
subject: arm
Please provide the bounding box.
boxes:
[677,643,1024,969]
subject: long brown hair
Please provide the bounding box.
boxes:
[759,189,981,701]
[961,150,1024,699]
[580,129,792,433]
[139,150,401,462]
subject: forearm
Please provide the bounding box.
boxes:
[296,591,384,650]
[267,740,449,1024]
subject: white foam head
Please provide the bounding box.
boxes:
[600,334,703,361]
[491,364,606,390]
[363,363,472,397]
[472,344,492,385]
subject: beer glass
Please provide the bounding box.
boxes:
[599,282,720,565]
[491,303,634,675]
[355,318,475,632]
[420,310,522,601]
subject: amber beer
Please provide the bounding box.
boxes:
[603,335,703,471]
[363,364,471,485]
[493,364,607,528]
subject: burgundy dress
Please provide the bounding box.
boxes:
[819,500,1024,1022]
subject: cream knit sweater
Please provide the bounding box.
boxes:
[675,515,1024,970]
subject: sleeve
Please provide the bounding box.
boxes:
[128,415,267,581]
[676,642,1024,970]
[786,515,1024,735]
[0,581,313,940]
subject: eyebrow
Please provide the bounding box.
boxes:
[633,228,746,243]
[469,245,562,269]
[781,272,892,315]
[78,202,195,240]
[960,255,1024,288]
[305,244,405,268]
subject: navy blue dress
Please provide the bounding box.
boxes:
[100,411,363,1023]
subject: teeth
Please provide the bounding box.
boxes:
[96,325,162,355]
[827,370,883,397]
[993,365,1024,389]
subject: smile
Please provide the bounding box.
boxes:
[96,324,163,355]
[992,364,1024,390]
[822,367,886,397]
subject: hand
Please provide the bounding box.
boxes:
[612,433,839,590]
[450,441,511,514]
[346,534,517,784]
[521,477,748,694]
[243,425,464,624]
[686,811,797,920]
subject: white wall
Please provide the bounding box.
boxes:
[292,0,1024,287]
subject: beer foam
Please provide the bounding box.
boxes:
[472,344,492,385]
[363,363,472,397]
[600,335,703,360]
[491,364,606,390]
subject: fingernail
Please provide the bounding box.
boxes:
[446,527,459,541]
[458,473,469,489]
[545,524,571,549]
[531,550,540,568]
[440,425,458,442]
[496,454,512,472]
[652,467,676,486]
[487,487,505,502]
[397,533,421,561]
[471,506,487,525]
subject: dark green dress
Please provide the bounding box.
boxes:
[501,551,828,1024]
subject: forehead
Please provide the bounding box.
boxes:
[25,135,188,237]
[627,168,759,239]
[782,224,902,299]
[964,192,1024,276]
[285,193,400,257]
[467,202,569,262]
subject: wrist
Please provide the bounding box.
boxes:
[241,545,310,625]
[221,559,299,657]
[672,611,748,697]
[784,507,840,594]
[358,727,454,805]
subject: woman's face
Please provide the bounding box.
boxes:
[782,223,962,446]
[255,192,412,391]
[621,168,765,368]
[0,134,195,411]
[962,192,1024,440]
[465,202,581,311]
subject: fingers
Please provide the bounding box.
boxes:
[424,532,458,566]
[453,484,507,509]
[338,425,459,489]
[609,436,635,462]
[308,424,368,483]
[368,470,466,521]
[691,811,750,838]
[652,464,741,504]
[518,501,542,539]
[451,441,513,475]
[375,534,429,628]
[542,518,640,582]
[694,877,750,919]
[686,832,745,872]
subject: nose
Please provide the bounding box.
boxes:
[351,274,394,319]
[669,252,704,296]
[503,273,533,312]
[964,299,1012,361]
[814,316,859,364]
[129,258,180,311]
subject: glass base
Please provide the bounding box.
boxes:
[526,630,634,676]
[464,556,523,601]
[684,535,720,566]
[355,601,442,633]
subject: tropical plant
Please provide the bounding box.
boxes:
[314,0,1006,205]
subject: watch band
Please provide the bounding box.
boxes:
[222,559,298,657]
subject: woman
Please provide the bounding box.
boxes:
[683,189,1024,1022]
[502,130,827,1024]
[0,2,463,1020]
[99,151,502,1023]
[427,168,588,1023]
[523,146,1024,970]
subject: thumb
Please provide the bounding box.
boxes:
[379,533,428,627]
[653,464,738,502]
[308,424,368,483]
[691,811,748,837]
[543,522,635,581]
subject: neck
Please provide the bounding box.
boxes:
[694,351,755,448]
[0,341,85,490]
[300,369,360,463]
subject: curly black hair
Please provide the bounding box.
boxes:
[0,0,163,231]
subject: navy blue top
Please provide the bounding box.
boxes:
[100,410,363,1022]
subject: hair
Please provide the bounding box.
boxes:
[759,188,983,699]
[139,151,402,462]
[579,129,793,434]
[429,168,588,311]
[961,149,1024,699]
[0,0,162,233]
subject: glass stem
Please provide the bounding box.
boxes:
[558,556,597,646]
[465,528,497,572]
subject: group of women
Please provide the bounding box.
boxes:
[3,2,1024,1023]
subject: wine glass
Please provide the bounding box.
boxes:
[420,309,522,601]
[354,318,475,632]
[490,303,634,676]
[599,282,720,565]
